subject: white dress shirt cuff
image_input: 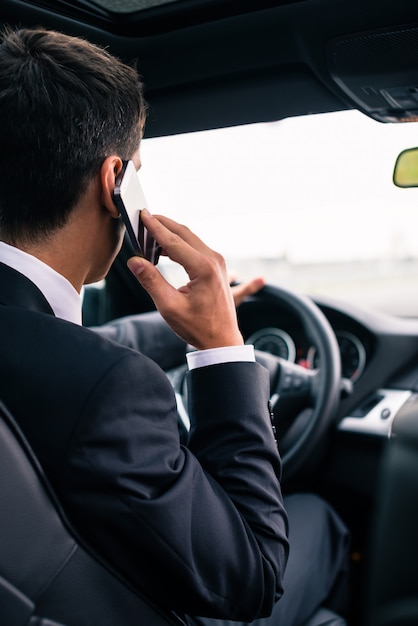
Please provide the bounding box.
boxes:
[186,344,255,370]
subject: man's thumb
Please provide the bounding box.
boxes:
[126,256,167,306]
[127,256,146,277]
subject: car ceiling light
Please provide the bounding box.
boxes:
[328,24,418,123]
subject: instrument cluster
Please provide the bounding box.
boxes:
[246,327,367,382]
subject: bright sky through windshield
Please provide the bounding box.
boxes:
[141,110,418,264]
[140,110,418,315]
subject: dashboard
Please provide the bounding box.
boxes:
[238,290,418,441]
[239,294,374,382]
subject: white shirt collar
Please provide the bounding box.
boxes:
[0,241,82,325]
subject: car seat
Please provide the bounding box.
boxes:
[0,399,185,626]
[366,396,418,626]
[0,397,346,626]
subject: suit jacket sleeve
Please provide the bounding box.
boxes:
[91,310,187,371]
[59,351,289,622]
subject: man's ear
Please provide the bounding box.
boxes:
[100,156,124,218]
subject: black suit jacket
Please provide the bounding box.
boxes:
[0,261,288,621]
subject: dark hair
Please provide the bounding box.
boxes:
[0,27,147,242]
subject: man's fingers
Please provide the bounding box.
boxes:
[127,213,245,349]
[142,210,214,260]
[231,277,265,307]
[139,210,226,286]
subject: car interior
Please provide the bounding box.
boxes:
[1,0,418,625]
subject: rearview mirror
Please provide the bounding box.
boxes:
[393,147,418,187]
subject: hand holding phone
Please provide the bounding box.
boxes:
[127,212,245,350]
[113,160,162,265]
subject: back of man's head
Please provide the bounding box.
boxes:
[0,27,147,244]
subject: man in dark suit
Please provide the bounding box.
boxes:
[0,27,348,626]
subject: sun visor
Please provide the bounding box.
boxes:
[327,24,418,123]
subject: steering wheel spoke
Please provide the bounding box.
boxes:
[274,357,315,402]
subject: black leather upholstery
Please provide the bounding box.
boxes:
[367,398,418,626]
[0,397,347,626]
[0,400,185,626]
[0,573,65,626]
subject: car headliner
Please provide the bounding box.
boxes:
[0,0,417,139]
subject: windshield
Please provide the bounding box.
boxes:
[140,109,418,317]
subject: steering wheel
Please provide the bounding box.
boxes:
[168,284,342,482]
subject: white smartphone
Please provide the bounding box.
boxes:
[113,160,161,265]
